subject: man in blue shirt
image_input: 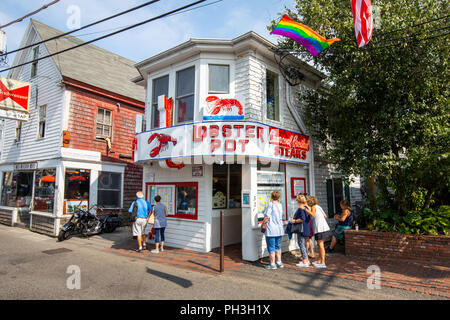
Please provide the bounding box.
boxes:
[129,191,152,252]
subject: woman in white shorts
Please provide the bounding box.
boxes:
[306,196,330,268]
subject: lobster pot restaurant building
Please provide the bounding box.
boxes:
[133,32,362,261]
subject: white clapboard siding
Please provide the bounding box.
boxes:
[2,29,64,163]
[144,164,211,252]
[236,51,300,133]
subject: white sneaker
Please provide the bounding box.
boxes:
[314,264,327,269]
[151,249,159,254]
[296,261,310,268]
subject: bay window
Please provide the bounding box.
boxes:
[151,75,169,128]
[209,64,229,93]
[176,66,195,124]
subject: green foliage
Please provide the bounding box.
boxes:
[364,205,450,235]
[269,1,450,214]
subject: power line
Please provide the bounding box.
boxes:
[56,0,223,39]
[365,31,450,51]
[0,0,61,29]
[1,0,161,57]
[0,0,209,74]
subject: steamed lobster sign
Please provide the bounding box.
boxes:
[0,77,31,121]
[135,121,311,164]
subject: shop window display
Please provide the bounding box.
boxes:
[1,171,33,207]
[64,169,90,214]
[33,169,56,213]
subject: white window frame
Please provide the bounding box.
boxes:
[31,47,39,78]
[96,107,112,139]
[208,64,230,94]
[265,68,281,123]
[175,65,196,125]
[37,104,46,139]
[97,171,122,209]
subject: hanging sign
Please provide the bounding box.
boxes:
[0,77,31,121]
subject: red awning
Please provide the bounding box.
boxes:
[41,176,56,183]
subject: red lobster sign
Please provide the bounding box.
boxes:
[206,96,243,115]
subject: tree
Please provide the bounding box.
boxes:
[269,0,449,214]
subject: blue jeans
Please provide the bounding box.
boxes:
[265,236,282,253]
[297,235,308,259]
[155,227,165,243]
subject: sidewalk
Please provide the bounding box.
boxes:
[279,251,450,298]
[106,237,450,298]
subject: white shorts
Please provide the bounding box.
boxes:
[132,218,147,236]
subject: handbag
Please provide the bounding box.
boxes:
[260,220,267,233]
[148,211,155,225]
[290,222,303,234]
[260,203,273,234]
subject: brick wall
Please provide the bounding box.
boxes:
[66,86,144,222]
[345,230,450,264]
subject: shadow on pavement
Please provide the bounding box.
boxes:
[146,267,193,288]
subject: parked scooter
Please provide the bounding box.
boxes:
[58,203,122,242]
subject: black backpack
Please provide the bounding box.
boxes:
[130,199,139,223]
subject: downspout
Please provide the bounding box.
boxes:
[285,82,315,195]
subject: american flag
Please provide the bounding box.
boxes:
[351,0,373,47]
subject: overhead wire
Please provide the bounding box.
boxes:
[0,0,60,29]
[0,0,212,74]
[0,0,161,57]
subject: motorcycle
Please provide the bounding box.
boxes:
[58,203,122,242]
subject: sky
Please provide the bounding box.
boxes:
[0,0,295,76]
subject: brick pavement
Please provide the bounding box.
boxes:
[106,240,450,298]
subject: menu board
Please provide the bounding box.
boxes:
[148,185,175,216]
[256,187,284,219]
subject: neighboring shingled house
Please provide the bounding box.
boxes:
[0,19,145,236]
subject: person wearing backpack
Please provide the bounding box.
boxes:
[128,191,152,252]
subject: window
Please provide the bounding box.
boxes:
[31,47,39,78]
[151,75,169,129]
[1,171,33,207]
[326,178,350,215]
[96,108,112,138]
[34,169,56,213]
[176,184,197,217]
[176,66,195,124]
[38,105,46,138]
[266,69,280,121]
[212,164,242,209]
[147,182,198,220]
[64,169,90,214]
[15,121,22,142]
[97,172,121,208]
[209,64,229,93]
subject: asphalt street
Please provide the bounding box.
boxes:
[0,224,444,300]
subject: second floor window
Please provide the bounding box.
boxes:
[38,105,46,138]
[151,75,169,129]
[266,69,280,121]
[15,121,22,142]
[209,64,229,93]
[31,47,39,78]
[96,108,112,138]
[176,66,195,124]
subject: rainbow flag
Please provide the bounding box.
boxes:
[271,14,340,56]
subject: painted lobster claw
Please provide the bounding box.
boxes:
[166,159,184,169]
